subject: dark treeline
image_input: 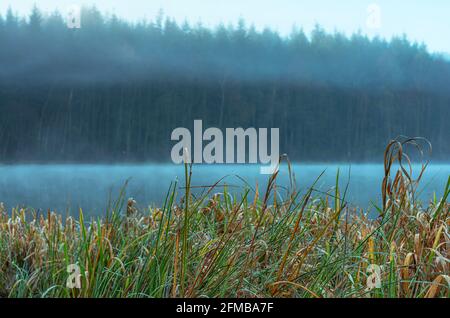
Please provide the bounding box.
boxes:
[0,6,449,162]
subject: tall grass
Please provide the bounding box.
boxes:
[0,138,448,298]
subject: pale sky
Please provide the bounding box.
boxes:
[1,0,449,53]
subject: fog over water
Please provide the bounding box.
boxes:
[0,164,448,217]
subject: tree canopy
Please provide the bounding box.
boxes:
[0,7,449,163]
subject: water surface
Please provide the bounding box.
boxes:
[0,164,448,217]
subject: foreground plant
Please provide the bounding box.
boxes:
[0,138,448,298]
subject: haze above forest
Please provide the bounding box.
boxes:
[1,6,450,91]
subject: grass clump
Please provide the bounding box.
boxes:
[0,138,448,298]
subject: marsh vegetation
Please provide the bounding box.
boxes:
[0,138,448,298]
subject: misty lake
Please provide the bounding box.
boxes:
[0,164,448,217]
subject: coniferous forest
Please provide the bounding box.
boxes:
[0,6,449,162]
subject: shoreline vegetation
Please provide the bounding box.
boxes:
[0,138,448,298]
